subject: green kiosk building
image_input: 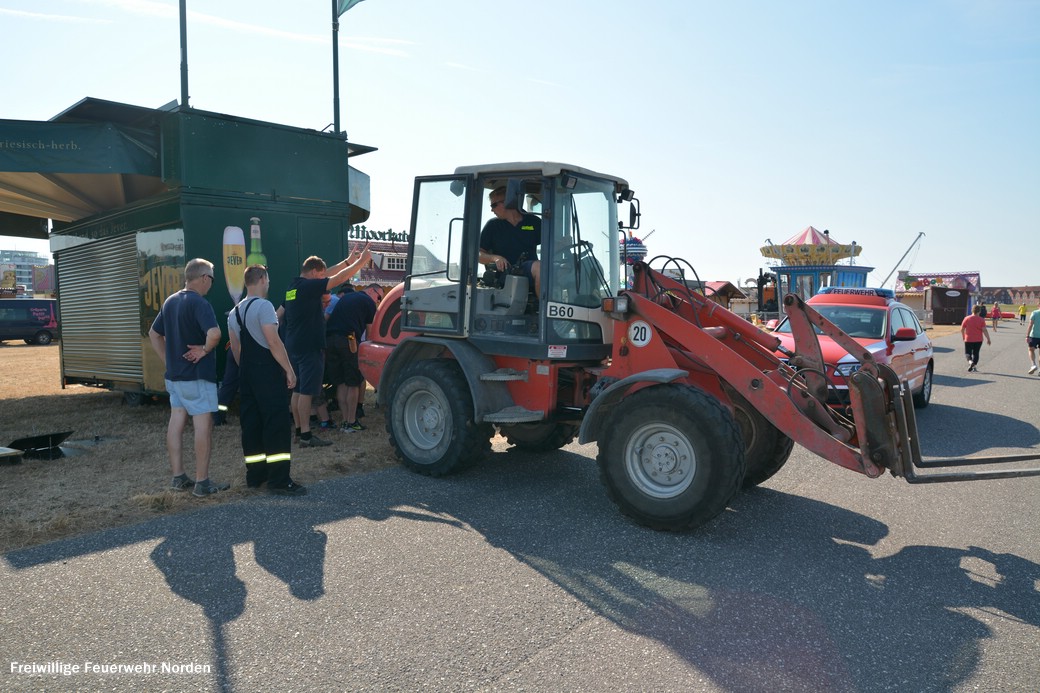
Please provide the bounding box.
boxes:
[0,97,374,399]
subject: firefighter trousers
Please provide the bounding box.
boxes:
[236,301,292,488]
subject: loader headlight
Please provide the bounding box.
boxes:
[602,296,629,315]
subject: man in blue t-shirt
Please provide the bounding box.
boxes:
[148,258,226,497]
[283,246,370,447]
[326,283,381,432]
[479,186,541,296]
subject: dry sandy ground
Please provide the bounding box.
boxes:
[0,343,396,553]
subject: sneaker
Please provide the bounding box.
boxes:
[299,434,332,447]
[270,481,308,496]
[171,473,195,491]
[356,404,366,419]
[1029,365,1037,375]
[318,419,336,430]
[341,420,366,433]
[192,479,230,497]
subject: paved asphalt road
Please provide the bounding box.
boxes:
[2,324,1038,692]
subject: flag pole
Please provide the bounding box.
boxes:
[179,0,189,108]
[332,0,341,134]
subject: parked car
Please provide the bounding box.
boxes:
[772,287,934,409]
[987,308,1017,320]
[0,298,60,345]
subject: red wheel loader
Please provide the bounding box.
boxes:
[359,162,1040,530]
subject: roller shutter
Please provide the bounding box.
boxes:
[57,234,143,384]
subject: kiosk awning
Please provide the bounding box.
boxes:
[0,98,166,232]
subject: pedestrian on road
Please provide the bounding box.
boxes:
[148,258,228,497]
[991,303,1000,330]
[228,265,305,495]
[1027,306,1040,375]
[1020,303,1028,325]
[960,303,991,373]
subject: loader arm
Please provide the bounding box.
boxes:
[621,261,1040,482]
[621,289,887,477]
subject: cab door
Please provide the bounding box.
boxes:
[400,176,470,336]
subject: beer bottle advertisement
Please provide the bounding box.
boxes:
[246,216,268,268]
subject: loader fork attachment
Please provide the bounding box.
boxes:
[880,364,1040,483]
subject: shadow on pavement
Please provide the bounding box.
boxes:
[914,403,1040,457]
[5,448,1039,692]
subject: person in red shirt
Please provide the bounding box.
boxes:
[960,303,991,372]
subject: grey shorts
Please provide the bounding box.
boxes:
[165,379,218,416]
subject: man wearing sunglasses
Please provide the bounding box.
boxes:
[148,258,228,497]
[478,186,541,296]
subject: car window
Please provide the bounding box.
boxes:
[890,308,907,332]
[892,307,918,335]
[774,305,887,339]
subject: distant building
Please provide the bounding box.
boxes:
[343,225,410,288]
[981,286,1040,307]
[0,249,51,296]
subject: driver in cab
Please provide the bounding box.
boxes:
[478,186,541,296]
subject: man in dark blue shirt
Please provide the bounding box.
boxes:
[326,283,381,432]
[283,246,370,447]
[479,186,541,296]
[148,258,226,496]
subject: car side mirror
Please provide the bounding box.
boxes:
[892,326,917,341]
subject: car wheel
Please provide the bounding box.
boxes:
[34,331,53,346]
[912,363,933,409]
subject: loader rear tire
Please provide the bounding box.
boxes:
[730,393,794,488]
[388,359,491,476]
[597,384,746,531]
[501,422,578,452]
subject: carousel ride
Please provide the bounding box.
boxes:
[759,226,872,301]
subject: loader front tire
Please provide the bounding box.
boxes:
[729,392,794,488]
[598,384,746,531]
[388,359,491,476]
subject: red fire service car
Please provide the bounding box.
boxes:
[772,287,934,410]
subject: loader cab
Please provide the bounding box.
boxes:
[399,162,632,361]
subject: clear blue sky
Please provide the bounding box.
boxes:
[2,0,1037,289]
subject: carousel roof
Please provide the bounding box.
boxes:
[760,226,862,266]
[782,226,838,246]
